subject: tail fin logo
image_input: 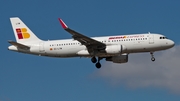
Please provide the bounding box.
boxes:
[16,28,30,39]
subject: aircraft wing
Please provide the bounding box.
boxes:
[58,18,106,55]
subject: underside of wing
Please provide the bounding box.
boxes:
[58,18,106,55]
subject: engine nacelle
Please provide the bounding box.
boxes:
[105,45,126,54]
[106,54,128,63]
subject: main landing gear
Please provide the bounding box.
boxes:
[91,57,103,69]
[150,52,155,61]
[91,57,97,63]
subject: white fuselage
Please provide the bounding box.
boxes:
[8,33,175,58]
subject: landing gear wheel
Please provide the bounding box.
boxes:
[151,57,155,61]
[91,57,97,63]
[95,62,101,69]
[150,52,155,62]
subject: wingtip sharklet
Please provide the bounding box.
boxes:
[58,18,68,29]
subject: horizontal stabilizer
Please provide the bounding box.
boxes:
[8,40,30,49]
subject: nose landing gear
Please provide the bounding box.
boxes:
[150,52,155,61]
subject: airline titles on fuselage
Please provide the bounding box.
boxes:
[109,35,145,40]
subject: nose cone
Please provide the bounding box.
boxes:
[168,40,175,48]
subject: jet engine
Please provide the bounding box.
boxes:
[106,54,128,63]
[105,45,126,54]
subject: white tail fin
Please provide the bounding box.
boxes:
[10,17,42,43]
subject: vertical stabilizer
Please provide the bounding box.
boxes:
[10,17,42,43]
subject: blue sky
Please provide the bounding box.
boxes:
[1,0,180,101]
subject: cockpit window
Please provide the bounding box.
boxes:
[160,36,168,39]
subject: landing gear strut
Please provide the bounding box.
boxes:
[91,57,103,69]
[150,52,155,61]
[96,57,103,69]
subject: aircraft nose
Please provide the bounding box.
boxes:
[168,40,175,47]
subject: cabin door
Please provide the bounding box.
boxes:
[149,34,154,44]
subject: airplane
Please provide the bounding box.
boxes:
[8,17,175,69]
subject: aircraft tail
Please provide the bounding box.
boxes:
[10,17,42,43]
